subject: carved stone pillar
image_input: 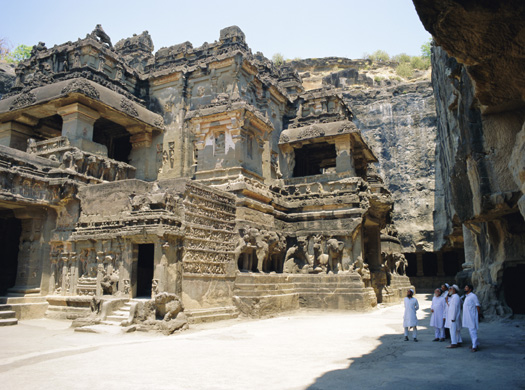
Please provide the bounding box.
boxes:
[9,209,48,295]
[334,134,356,176]
[58,103,100,141]
[129,129,154,180]
[436,251,445,277]
[416,252,424,276]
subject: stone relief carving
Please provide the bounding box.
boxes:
[120,97,139,117]
[61,79,100,99]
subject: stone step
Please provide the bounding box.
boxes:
[105,315,126,323]
[234,291,298,298]
[99,320,125,327]
[0,296,48,304]
[0,304,13,311]
[186,306,239,324]
[0,318,18,326]
[0,310,16,319]
[112,309,130,316]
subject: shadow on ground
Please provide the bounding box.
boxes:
[306,296,525,390]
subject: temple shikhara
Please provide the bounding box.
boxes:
[0,25,413,330]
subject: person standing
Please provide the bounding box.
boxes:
[403,289,419,342]
[445,284,462,348]
[462,284,481,352]
[430,288,446,341]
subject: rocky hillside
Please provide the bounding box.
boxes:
[289,58,437,252]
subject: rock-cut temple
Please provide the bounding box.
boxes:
[0,25,413,328]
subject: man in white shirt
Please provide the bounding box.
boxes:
[462,284,481,352]
[430,288,446,341]
[403,289,419,342]
[445,284,462,348]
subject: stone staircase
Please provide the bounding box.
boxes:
[101,301,132,326]
[0,304,18,326]
[185,306,239,324]
[0,296,48,321]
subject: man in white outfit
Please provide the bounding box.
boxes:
[430,288,446,341]
[403,289,419,342]
[445,284,462,348]
[462,284,481,352]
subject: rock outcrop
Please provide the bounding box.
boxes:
[414,0,525,315]
[0,62,15,98]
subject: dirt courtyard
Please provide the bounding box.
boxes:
[1,294,524,390]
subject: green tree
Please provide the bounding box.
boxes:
[392,53,411,64]
[396,62,414,79]
[369,49,390,62]
[5,44,31,63]
[272,53,285,67]
[410,55,430,70]
[421,38,432,59]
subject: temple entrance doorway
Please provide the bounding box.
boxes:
[0,215,21,295]
[136,244,154,298]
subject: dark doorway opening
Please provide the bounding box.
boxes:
[422,252,438,276]
[443,250,464,276]
[136,244,154,298]
[503,264,525,314]
[0,217,21,295]
[293,142,336,177]
[93,118,132,163]
[404,253,417,277]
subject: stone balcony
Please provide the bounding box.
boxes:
[27,136,135,183]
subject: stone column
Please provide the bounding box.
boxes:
[416,252,424,276]
[58,103,100,141]
[57,103,106,155]
[436,251,445,276]
[128,128,153,180]
[334,134,356,176]
[9,210,46,295]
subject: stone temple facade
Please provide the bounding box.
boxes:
[0,26,413,328]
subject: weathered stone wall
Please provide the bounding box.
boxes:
[414,0,525,315]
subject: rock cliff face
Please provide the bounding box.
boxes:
[291,60,437,252]
[414,0,525,315]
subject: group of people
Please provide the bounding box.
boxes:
[403,283,481,352]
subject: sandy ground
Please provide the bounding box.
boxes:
[0,294,524,390]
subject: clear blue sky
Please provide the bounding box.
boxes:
[2,0,430,60]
